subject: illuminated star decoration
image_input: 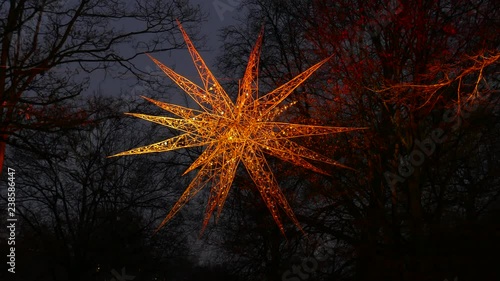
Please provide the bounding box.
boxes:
[110,21,359,236]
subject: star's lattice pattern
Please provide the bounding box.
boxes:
[111,21,359,236]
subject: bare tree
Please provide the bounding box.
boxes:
[0,0,204,174]
[213,0,500,280]
[0,95,195,281]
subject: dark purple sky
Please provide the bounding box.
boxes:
[96,1,244,101]
[193,0,244,63]
[152,0,244,84]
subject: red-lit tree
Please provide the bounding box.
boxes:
[303,1,500,280]
[215,0,499,280]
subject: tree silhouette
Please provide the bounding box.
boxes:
[0,0,203,175]
[215,0,500,280]
[0,95,193,281]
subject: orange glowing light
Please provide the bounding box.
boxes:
[110,21,360,236]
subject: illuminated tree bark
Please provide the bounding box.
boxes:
[216,0,499,280]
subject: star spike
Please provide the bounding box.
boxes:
[236,26,265,114]
[175,20,234,117]
[140,95,203,119]
[257,55,334,117]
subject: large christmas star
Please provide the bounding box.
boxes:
[111,22,359,236]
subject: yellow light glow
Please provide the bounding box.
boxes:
[110,21,360,236]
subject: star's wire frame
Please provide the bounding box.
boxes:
[110,21,362,236]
